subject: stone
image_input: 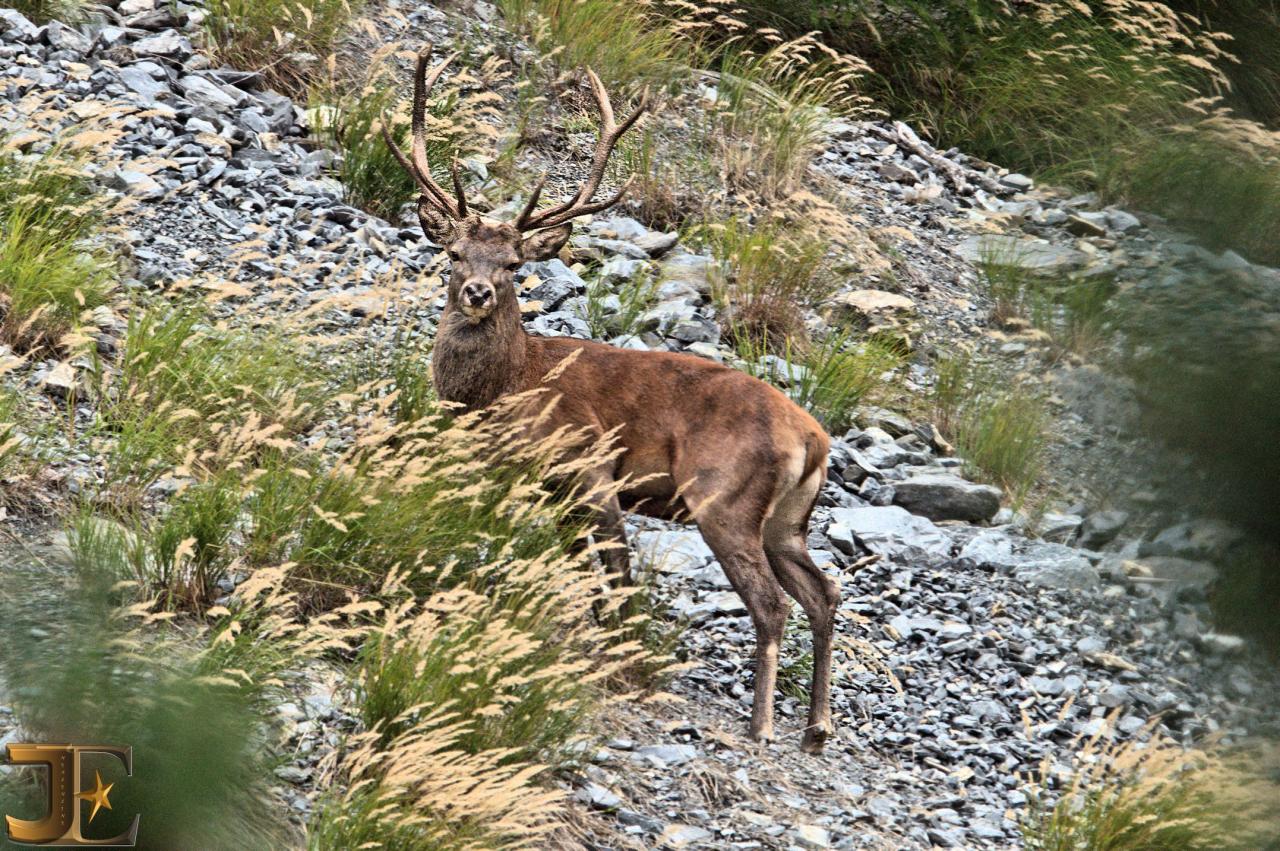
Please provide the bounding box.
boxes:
[1011,542,1101,590]
[999,172,1034,191]
[575,782,621,810]
[0,9,39,40]
[39,362,77,399]
[792,824,831,848]
[1078,510,1128,549]
[110,169,165,200]
[955,235,1088,274]
[1038,512,1083,543]
[661,825,713,847]
[1107,209,1141,233]
[132,30,192,58]
[179,74,244,110]
[827,505,952,560]
[657,251,714,297]
[117,65,171,100]
[1132,556,1217,595]
[633,530,713,573]
[632,230,680,257]
[1066,213,1109,237]
[891,473,1002,522]
[634,742,696,767]
[878,161,917,184]
[44,20,89,52]
[829,289,915,329]
[1199,633,1246,656]
[1139,520,1241,560]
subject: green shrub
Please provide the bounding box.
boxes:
[582,265,658,342]
[0,148,112,351]
[0,570,292,849]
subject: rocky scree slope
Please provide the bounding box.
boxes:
[0,2,1278,849]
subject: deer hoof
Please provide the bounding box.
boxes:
[800,725,830,754]
[749,724,775,745]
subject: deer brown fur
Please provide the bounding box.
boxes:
[386,46,840,753]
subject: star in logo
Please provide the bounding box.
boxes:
[76,770,114,824]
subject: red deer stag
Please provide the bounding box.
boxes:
[384,46,839,752]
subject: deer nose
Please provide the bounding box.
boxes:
[462,283,491,307]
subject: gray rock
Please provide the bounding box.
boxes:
[636,744,698,767]
[575,782,621,810]
[0,9,39,40]
[827,505,951,560]
[117,64,171,100]
[1011,542,1101,590]
[44,20,89,53]
[1140,520,1240,560]
[1199,633,1246,656]
[1066,212,1109,237]
[131,29,192,58]
[999,172,1034,191]
[110,169,165,200]
[955,234,1088,273]
[1038,512,1083,543]
[1135,556,1217,594]
[792,824,831,848]
[657,251,714,297]
[1078,510,1128,549]
[891,473,1002,522]
[179,74,245,110]
[662,825,713,846]
[1107,209,1141,233]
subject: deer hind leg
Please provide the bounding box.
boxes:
[764,472,840,754]
[695,520,791,744]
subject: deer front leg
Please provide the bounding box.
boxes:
[577,470,635,618]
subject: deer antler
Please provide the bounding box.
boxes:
[516,70,649,231]
[381,45,469,220]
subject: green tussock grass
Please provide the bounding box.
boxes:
[699,216,833,344]
[93,305,326,490]
[1,0,87,23]
[1022,728,1280,851]
[736,328,902,434]
[204,0,363,93]
[933,354,1047,505]
[311,47,492,222]
[0,147,113,352]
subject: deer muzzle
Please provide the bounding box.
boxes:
[459,282,495,321]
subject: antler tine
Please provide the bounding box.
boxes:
[380,121,453,215]
[519,70,649,231]
[515,175,547,230]
[384,44,463,219]
[450,157,468,219]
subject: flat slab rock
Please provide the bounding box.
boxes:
[891,473,1003,522]
[827,505,952,560]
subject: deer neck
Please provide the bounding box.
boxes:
[432,297,529,411]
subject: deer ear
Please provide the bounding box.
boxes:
[520,224,573,262]
[418,203,459,246]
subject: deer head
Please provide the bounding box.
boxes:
[383,47,648,323]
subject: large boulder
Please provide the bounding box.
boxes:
[892,473,1002,522]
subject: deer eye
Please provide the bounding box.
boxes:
[447,250,460,261]
[506,262,521,272]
